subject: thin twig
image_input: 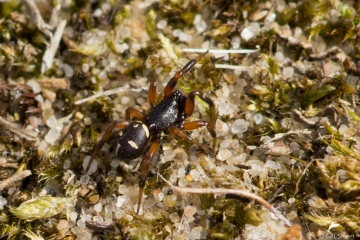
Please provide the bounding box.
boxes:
[214,64,254,71]
[158,174,292,227]
[294,158,315,196]
[182,48,260,54]
[74,85,143,105]
[23,0,52,36]
[0,170,32,190]
[42,20,67,73]
[0,116,38,141]
[0,157,18,169]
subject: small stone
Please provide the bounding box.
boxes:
[169,212,180,223]
[38,140,48,157]
[190,169,201,181]
[26,80,41,93]
[157,20,167,29]
[118,185,129,194]
[46,115,58,129]
[282,225,302,240]
[231,36,241,49]
[218,102,232,116]
[220,139,230,149]
[69,212,78,222]
[288,197,296,204]
[162,149,175,162]
[193,14,207,34]
[326,145,334,153]
[76,219,86,229]
[93,8,103,17]
[185,174,194,182]
[121,96,130,105]
[0,196,7,210]
[177,167,185,176]
[241,26,256,41]
[94,203,103,212]
[83,156,98,175]
[169,173,177,182]
[265,160,281,170]
[63,159,71,169]
[178,177,188,187]
[283,67,294,78]
[93,215,103,223]
[163,195,177,208]
[84,117,92,125]
[184,205,197,218]
[82,64,89,72]
[215,119,230,137]
[338,124,348,135]
[45,128,61,144]
[247,145,257,150]
[57,220,69,230]
[80,175,90,185]
[188,226,202,240]
[253,113,263,124]
[116,195,127,208]
[63,64,74,78]
[110,160,120,169]
[285,211,298,221]
[115,43,129,54]
[231,119,249,134]
[89,194,100,204]
[115,208,125,219]
[216,149,232,161]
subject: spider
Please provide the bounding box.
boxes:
[85,51,216,213]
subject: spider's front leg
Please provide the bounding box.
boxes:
[163,51,209,98]
[136,133,161,213]
[85,120,131,172]
[147,71,157,107]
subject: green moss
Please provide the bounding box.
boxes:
[1,0,19,18]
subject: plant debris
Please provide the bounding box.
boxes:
[1,0,360,239]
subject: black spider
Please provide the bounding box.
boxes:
[86,51,216,213]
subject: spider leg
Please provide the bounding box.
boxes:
[137,136,160,213]
[147,72,157,107]
[85,120,131,173]
[168,126,213,155]
[164,51,209,98]
[125,107,144,121]
[184,90,217,150]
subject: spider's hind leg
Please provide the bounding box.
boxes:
[136,134,161,214]
[85,120,130,172]
[168,126,213,155]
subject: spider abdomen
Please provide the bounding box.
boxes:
[115,121,150,161]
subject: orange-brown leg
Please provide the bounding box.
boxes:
[168,126,213,155]
[181,121,216,150]
[137,138,160,213]
[164,51,209,98]
[184,90,217,150]
[147,72,157,107]
[125,107,144,121]
[85,120,130,172]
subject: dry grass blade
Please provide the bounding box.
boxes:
[0,170,32,190]
[157,173,292,227]
[0,116,38,141]
[74,85,143,105]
